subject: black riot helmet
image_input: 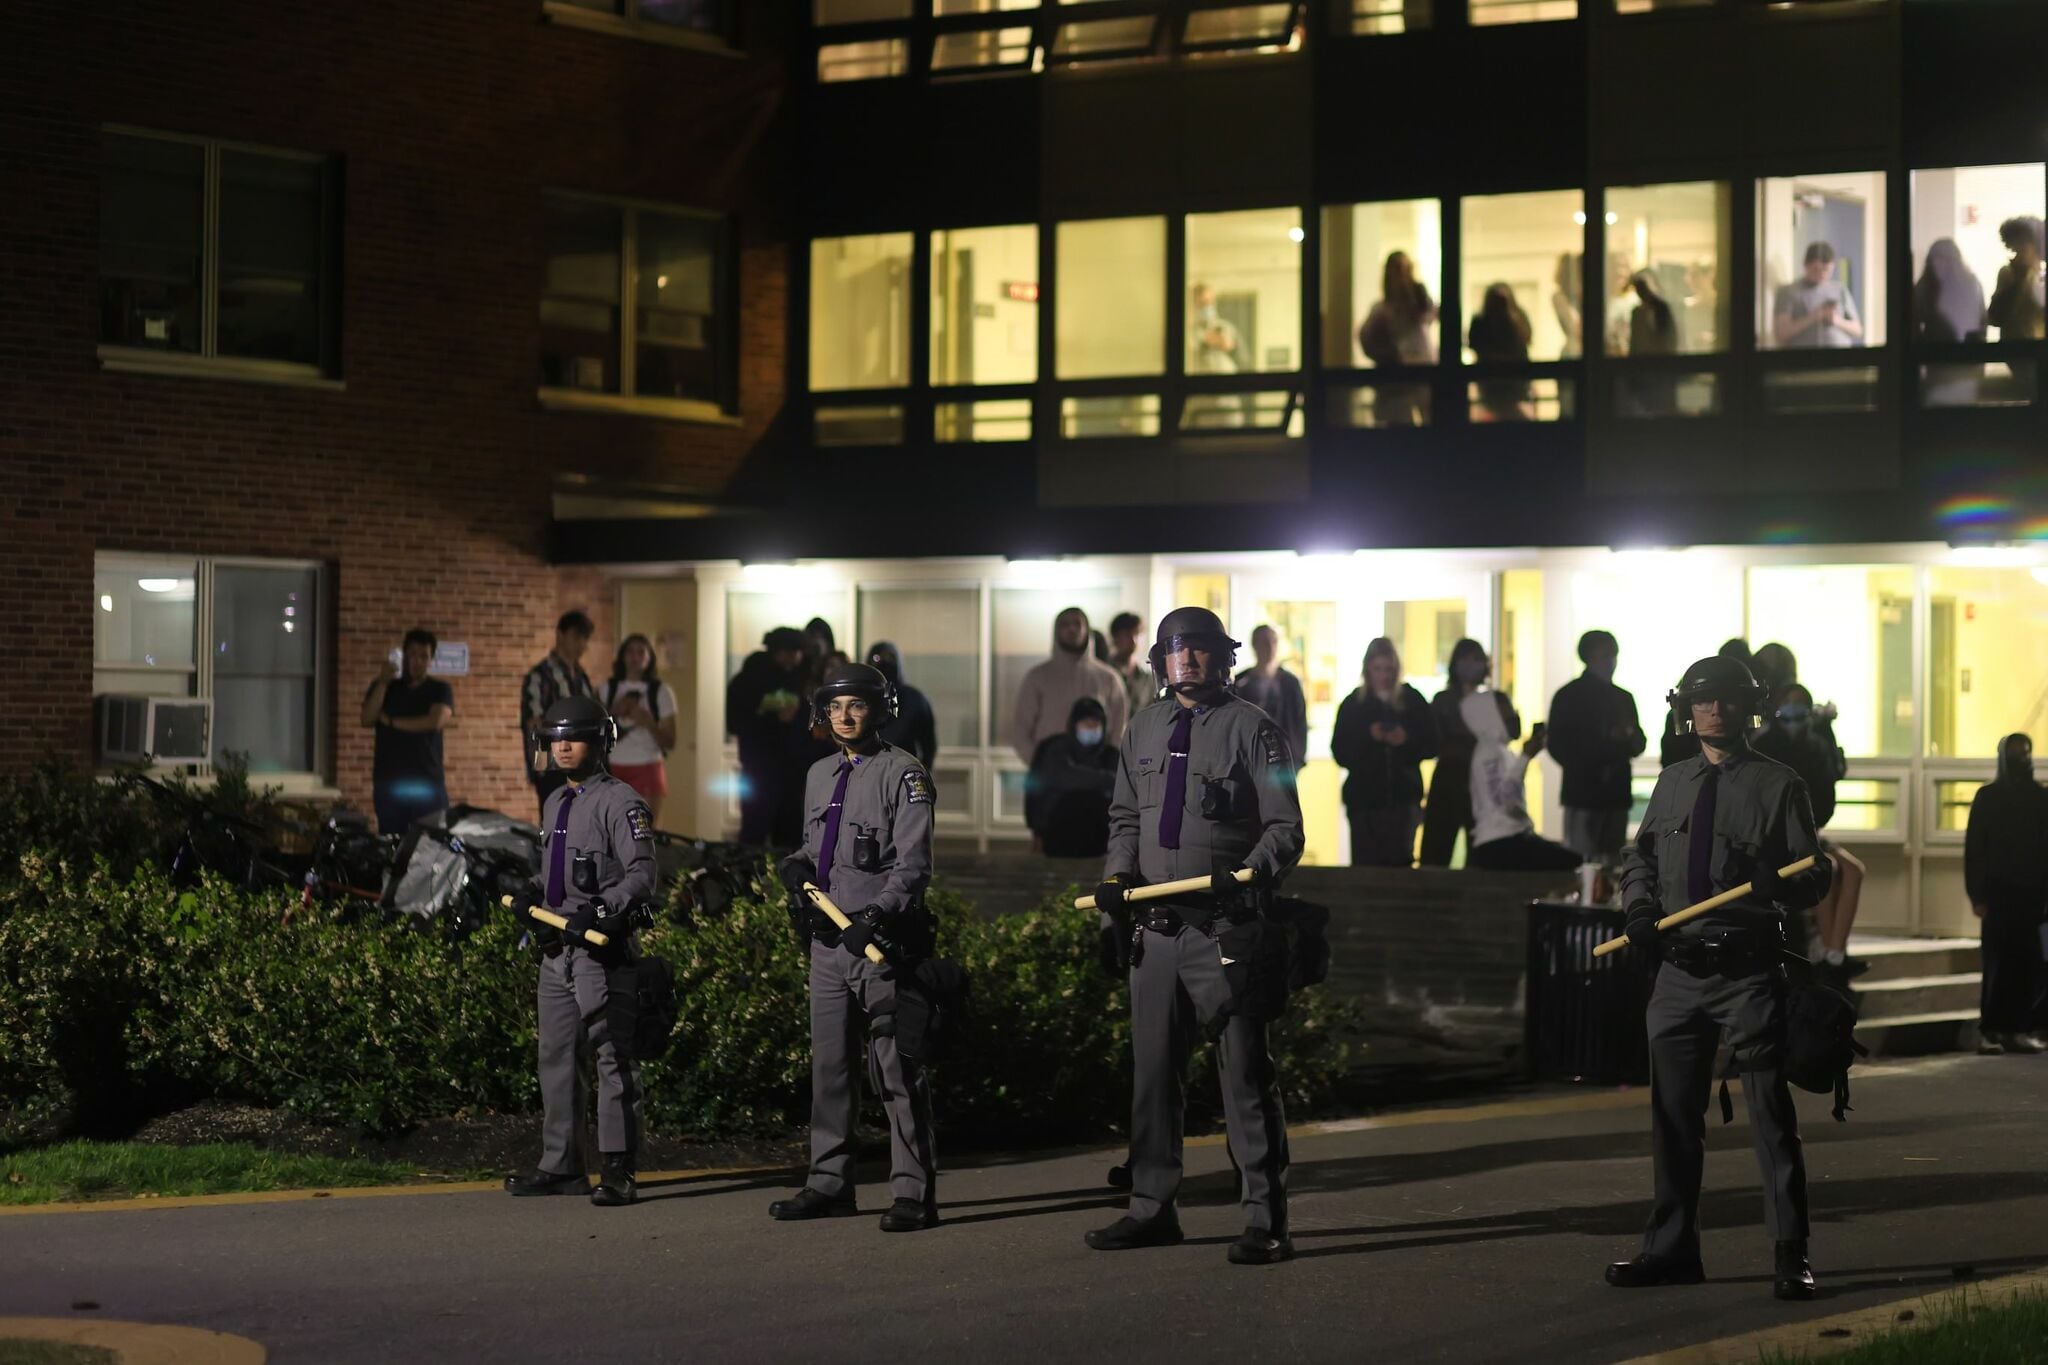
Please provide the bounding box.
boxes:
[811,661,898,730]
[538,694,617,775]
[1665,655,1769,736]
[1149,606,1241,696]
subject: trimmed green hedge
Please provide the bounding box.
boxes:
[0,763,1368,1142]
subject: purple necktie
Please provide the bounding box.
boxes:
[817,761,853,893]
[544,785,578,908]
[1158,708,1194,850]
[1686,765,1720,905]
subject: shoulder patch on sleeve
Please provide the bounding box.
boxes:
[625,802,654,841]
[902,767,935,805]
[1257,721,1289,768]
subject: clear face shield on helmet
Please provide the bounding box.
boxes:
[1160,635,1228,695]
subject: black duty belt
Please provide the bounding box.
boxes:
[1139,905,1257,936]
[1664,924,1785,978]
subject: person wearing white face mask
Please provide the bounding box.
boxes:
[1421,638,1519,867]
[1025,697,1121,859]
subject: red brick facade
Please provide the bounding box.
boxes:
[0,2,788,813]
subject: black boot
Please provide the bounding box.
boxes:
[1106,1163,1133,1191]
[591,1154,637,1207]
[768,1187,858,1221]
[879,1197,940,1233]
[1084,1214,1184,1251]
[1226,1228,1294,1266]
[505,1167,590,1197]
[1605,1253,1706,1288]
[1774,1239,1816,1301]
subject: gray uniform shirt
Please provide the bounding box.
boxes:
[532,771,659,913]
[1620,749,1826,934]
[1105,693,1305,889]
[801,742,934,916]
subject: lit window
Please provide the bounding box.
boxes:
[936,398,1033,442]
[1180,389,1302,434]
[1182,4,1301,52]
[1920,361,2035,410]
[1614,0,1712,11]
[541,194,734,413]
[99,131,340,376]
[1925,565,2048,757]
[1908,165,2045,345]
[815,404,906,445]
[936,0,1041,11]
[1337,0,1430,33]
[1055,216,1166,379]
[1469,0,1577,23]
[1745,565,1917,757]
[1604,182,1728,356]
[1060,393,1161,437]
[1760,365,1879,414]
[933,26,1037,71]
[1326,382,1432,429]
[931,225,1039,385]
[1321,199,1442,369]
[819,38,908,80]
[1757,171,1886,349]
[1049,15,1159,63]
[1462,188,1584,363]
[810,233,914,391]
[1186,207,1302,376]
[1466,375,1573,423]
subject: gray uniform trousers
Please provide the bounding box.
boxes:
[1641,962,1809,1261]
[538,945,641,1174]
[1127,922,1290,1235]
[804,939,937,1205]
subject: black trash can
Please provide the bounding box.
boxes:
[1525,901,1654,1086]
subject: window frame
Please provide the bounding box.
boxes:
[98,125,343,390]
[540,0,744,56]
[1904,162,2048,412]
[91,551,334,788]
[537,189,741,425]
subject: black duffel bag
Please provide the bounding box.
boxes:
[1781,970,1867,1122]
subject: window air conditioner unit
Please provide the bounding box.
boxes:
[97,695,213,766]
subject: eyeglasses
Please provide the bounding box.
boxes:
[826,698,871,719]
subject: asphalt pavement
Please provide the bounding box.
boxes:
[4,1054,2046,1364]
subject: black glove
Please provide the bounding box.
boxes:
[1623,915,1661,955]
[1747,855,1787,905]
[507,885,541,919]
[1099,920,1132,977]
[1211,865,1267,901]
[1094,876,1138,913]
[841,909,883,960]
[563,901,602,942]
[777,854,818,896]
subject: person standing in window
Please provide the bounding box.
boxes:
[604,634,677,825]
[1422,639,1519,867]
[1187,281,1247,429]
[1987,215,2046,341]
[1232,625,1308,769]
[522,611,598,824]
[1913,238,1989,407]
[1331,638,1438,868]
[1551,252,1584,360]
[1773,242,1863,348]
[1469,283,1535,422]
[1622,271,1682,417]
[1965,734,2048,1055]
[1359,251,1437,427]
[1546,630,1646,863]
[362,628,455,835]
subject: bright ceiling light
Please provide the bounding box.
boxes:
[137,578,180,592]
[99,594,113,613]
[1287,226,1305,243]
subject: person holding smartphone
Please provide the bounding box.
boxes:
[604,634,677,823]
[361,627,455,834]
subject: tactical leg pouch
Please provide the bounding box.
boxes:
[1218,918,1291,1025]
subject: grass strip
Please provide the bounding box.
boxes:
[0,1141,422,1205]
[0,1343,117,1365]
[1762,1284,2048,1363]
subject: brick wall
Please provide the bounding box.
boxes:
[0,1,789,813]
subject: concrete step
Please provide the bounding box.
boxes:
[1852,1007,1981,1059]
[1850,972,1982,1021]
[1842,937,1981,983]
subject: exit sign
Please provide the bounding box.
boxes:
[1003,281,1040,303]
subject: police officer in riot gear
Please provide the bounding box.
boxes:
[769,662,942,1233]
[505,695,659,1207]
[1607,656,1832,1300]
[1087,607,1305,1265]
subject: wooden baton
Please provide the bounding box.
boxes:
[499,895,610,948]
[1590,855,1821,959]
[1075,867,1256,912]
[802,883,887,965]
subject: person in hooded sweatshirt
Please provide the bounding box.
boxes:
[1966,733,2048,1055]
[1463,695,1580,872]
[867,641,938,770]
[1026,697,1121,858]
[1012,606,1130,764]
